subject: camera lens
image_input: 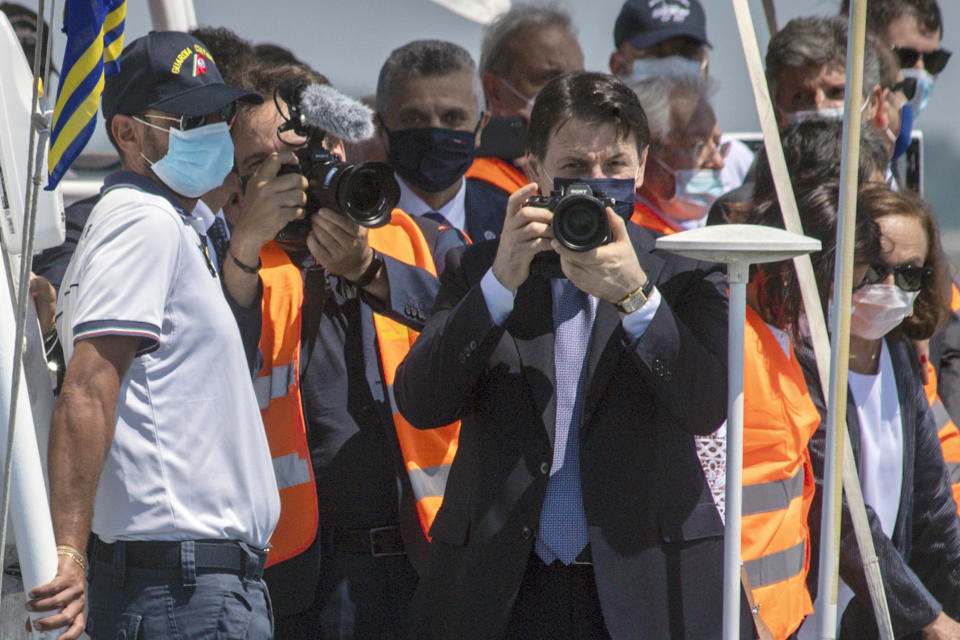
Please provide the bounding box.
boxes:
[553,196,609,251]
[327,161,399,228]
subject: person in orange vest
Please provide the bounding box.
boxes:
[629,74,727,235]
[469,4,584,235]
[224,63,466,639]
[633,182,833,639]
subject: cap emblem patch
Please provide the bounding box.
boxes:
[649,0,690,23]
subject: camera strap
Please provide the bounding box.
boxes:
[299,266,331,379]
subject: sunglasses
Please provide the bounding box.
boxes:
[891,77,917,100]
[893,46,952,74]
[858,262,932,292]
[140,102,238,131]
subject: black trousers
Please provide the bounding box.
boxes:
[503,551,612,640]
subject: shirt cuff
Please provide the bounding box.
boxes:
[620,286,662,340]
[480,268,515,325]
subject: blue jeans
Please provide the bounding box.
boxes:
[85,541,273,640]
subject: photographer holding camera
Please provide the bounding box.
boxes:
[225,62,465,639]
[394,72,746,639]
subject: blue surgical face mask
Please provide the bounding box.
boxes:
[551,175,637,221]
[624,55,704,83]
[383,120,481,193]
[890,102,914,161]
[901,68,935,115]
[136,118,235,198]
[675,168,725,204]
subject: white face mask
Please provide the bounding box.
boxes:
[850,284,919,340]
[624,55,704,83]
[783,107,845,126]
[496,76,535,119]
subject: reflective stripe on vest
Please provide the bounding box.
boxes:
[272,452,313,490]
[923,360,960,516]
[744,539,807,589]
[739,308,819,639]
[743,468,804,516]
[465,157,528,194]
[253,361,297,410]
[257,242,317,568]
[368,210,460,537]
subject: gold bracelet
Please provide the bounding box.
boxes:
[56,544,87,572]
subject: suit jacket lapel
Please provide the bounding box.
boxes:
[582,225,667,425]
[506,273,557,445]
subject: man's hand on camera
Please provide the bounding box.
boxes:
[553,207,647,304]
[306,208,375,281]
[491,183,553,293]
[229,151,307,262]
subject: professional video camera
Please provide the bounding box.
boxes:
[528,182,614,252]
[273,81,399,248]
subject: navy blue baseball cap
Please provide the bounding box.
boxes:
[614,0,711,50]
[102,30,262,121]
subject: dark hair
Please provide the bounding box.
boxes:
[526,72,650,159]
[766,17,879,101]
[376,40,481,115]
[188,26,255,86]
[746,120,889,204]
[253,43,304,67]
[235,63,340,148]
[238,63,329,98]
[858,184,951,340]
[749,180,883,342]
[840,0,943,39]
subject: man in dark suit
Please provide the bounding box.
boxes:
[375,39,508,243]
[395,72,742,639]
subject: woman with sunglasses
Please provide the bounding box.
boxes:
[797,184,960,639]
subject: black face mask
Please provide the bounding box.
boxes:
[383,118,481,192]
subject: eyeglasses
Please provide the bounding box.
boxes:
[891,77,918,100]
[140,102,238,131]
[858,262,932,292]
[893,46,952,74]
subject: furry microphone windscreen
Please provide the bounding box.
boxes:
[298,84,375,143]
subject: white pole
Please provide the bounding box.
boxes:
[723,262,749,640]
[0,259,57,640]
[816,0,869,637]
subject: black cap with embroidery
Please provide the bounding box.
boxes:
[614,0,710,51]
[102,30,262,121]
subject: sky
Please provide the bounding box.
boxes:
[12,0,960,257]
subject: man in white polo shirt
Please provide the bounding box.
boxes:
[26,31,281,639]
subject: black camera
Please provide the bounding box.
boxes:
[528,183,614,252]
[273,82,400,249]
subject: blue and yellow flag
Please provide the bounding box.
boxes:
[46,0,126,190]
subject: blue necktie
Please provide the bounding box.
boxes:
[207,216,229,274]
[422,211,453,228]
[536,279,595,565]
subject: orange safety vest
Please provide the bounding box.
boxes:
[922,361,960,512]
[256,241,317,568]
[367,211,460,534]
[256,213,460,567]
[951,282,960,314]
[632,213,818,638]
[741,307,819,639]
[465,157,529,194]
[630,201,676,235]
